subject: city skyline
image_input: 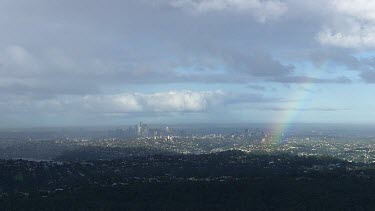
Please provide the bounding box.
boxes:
[1,0,375,127]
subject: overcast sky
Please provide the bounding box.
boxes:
[1,0,375,127]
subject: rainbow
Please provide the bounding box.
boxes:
[269,74,319,145]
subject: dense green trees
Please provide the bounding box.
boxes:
[0,151,374,210]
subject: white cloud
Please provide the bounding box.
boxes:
[0,89,275,121]
[317,0,375,48]
[332,0,375,22]
[169,0,287,22]
[318,27,375,49]
[82,90,226,113]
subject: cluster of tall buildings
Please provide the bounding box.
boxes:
[244,128,266,138]
[135,122,149,137]
[123,122,174,138]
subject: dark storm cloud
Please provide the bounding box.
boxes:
[309,49,361,70]
[272,76,352,84]
[218,51,294,77]
[250,106,349,112]
[359,71,375,83]
[0,0,344,88]
[307,49,375,83]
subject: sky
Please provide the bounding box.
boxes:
[1,0,375,127]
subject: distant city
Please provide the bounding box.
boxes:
[1,123,375,163]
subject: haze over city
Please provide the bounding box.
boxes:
[1,0,375,127]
